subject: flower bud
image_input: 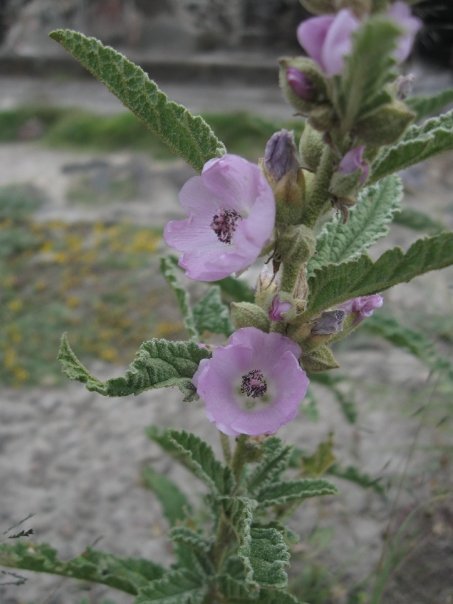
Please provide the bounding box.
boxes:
[279,57,328,115]
[299,123,325,172]
[329,145,369,197]
[301,345,340,372]
[308,104,337,133]
[354,100,415,146]
[277,224,316,266]
[264,130,299,183]
[230,302,270,332]
[307,309,346,347]
[268,294,293,322]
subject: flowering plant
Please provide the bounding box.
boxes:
[1,1,453,602]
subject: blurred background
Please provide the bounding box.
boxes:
[0,1,452,603]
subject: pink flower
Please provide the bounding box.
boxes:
[297,3,421,77]
[338,146,369,184]
[268,295,292,322]
[297,10,360,76]
[193,327,309,437]
[387,2,422,63]
[164,154,275,281]
[341,294,383,322]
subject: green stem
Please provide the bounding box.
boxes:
[301,145,335,228]
[219,432,232,465]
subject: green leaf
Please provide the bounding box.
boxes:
[393,207,447,235]
[247,437,293,495]
[135,569,207,604]
[336,17,400,131]
[142,467,192,526]
[257,479,337,508]
[308,176,403,275]
[58,335,210,401]
[301,434,336,477]
[370,109,453,182]
[169,527,212,576]
[215,276,255,303]
[362,313,453,381]
[248,527,290,589]
[0,543,164,595]
[160,256,198,341]
[147,428,233,495]
[193,286,233,337]
[49,29,225,171]
[406,88,453,120]
[304,232,453,320]
[328,464,385,495]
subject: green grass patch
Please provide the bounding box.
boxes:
[0,106,303,161]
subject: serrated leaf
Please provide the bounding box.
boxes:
[248,527,289,588]
[142,467,192,526]
[193,286,233,336]
[302,434,336,477]
[370,109,453,182]
[406,88,453,120]
[304,232,453,320]
[328,464,385,495]
[58,335,210,401]
[394,208,447,235]
[336,17,400,130]
[169,527,212,576]
[49,29,225,171]
[160,256,198,341]
[362,313,453,381]
[247,438,293,495]
[147,428,233,495]
[257,479,337,508]
[135,569,207,604]
[0,543,164,595]
[308,176,403,275]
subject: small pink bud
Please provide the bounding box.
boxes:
[287,67,316,101]
[268,295,292,322]
[264,130,299,182]
[338,146,369,184]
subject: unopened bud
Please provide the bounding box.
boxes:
[279,57,328,116]
[287,68,316,102]
[230,302,270,332]
[355,101,415,146]
[264,130,299,182]
[299,123,325,172]
[301,345,340,372]
[329,146,369,197]
[277,224,316,266]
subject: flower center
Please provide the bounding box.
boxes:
[210,208,241,244]
[240,369,267,399]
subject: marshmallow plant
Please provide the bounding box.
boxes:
[2,1,453,602]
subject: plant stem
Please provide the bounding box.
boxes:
[301,145,335,228]
[219,432,232,465]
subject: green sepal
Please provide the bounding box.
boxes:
[49,29,225,172]
[307,104,337,133]
[276,225,316,265]
[0,542,164,595]
[146,427,234,496]
[328,167,363,199]
[230,302,270,332]
[299,124,326,172]
[58,333,210,401]
[355,100,415,146]
[279,57,329,115]
[301,345,340,372]
[142,466,192,526]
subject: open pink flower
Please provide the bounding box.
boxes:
[387,2,422,63]
[164,154,275,281]
[193,327,309,436]
[297,9,360,76]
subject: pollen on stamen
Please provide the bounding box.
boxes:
[210,208,241,244]
[240,369,267,398]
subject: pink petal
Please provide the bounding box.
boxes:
[297,15,335,67]
[322,9,360,76]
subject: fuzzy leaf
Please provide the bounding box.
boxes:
[336,17,400,130]
[160,256,198,340]
[406,88,453,120]
[0,543,164,595]
[147,428,233,495]
[142,467,192,526]
[169,527,212,576]
[49,29,225,171]
[135,569,207,604]
[215,276,255,303]
[310,373,357,423]
[363,313,453,381]
[302,434,336,477]
[370,109,453,182]
[304,233,453,320]
[58,334,210,401]
[193,286,233,336]
[257,479,337,508]
[247,438,293,495]
[328,464,384,495]
[248,526,290,589]
[309,176,402,274]
[394,208,447,235]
